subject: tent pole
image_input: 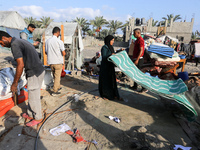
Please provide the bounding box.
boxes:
[61,24,65,70]
[42,33,47,65]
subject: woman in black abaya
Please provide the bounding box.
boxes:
[99,35,122,101]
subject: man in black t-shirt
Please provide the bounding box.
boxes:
[0,31,44,127]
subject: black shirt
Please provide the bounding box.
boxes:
[11,37,44,78]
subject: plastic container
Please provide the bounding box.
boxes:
[179,55,186,59]
[178,71,189,81]
[64,70,71,74]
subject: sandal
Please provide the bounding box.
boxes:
[22,113,34,120]
[103,97,109,101]
[117,98,124,101]
[26,119,42,127]
[114,97,124,101]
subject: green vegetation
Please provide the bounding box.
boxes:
[24,14,185,41]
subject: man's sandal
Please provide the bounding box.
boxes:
[22,113,34,120]
[26,119,42,127]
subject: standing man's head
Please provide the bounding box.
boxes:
[133,28,141,38]
[27,24,36,33]
[0,31,12,48]
[52,27,61,37]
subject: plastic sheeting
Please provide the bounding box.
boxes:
[0,68,27,100]
[108,51,197,121]
[0,11,27,30]
[44,22,79,44]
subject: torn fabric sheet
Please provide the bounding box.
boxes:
[108,51,197,121]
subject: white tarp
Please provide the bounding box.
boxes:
[44,22,79,44]
[0,11,27,30]
[195,43,200,58]
[157,35,179,43]
[0,68,27,100]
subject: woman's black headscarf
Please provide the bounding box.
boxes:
[104,35,115,53]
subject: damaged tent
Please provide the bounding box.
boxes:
[109,51,197,121]
[41,22,84,71]
[0,11,27,52]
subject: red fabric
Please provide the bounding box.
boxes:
[0,90,28,118]
[61,69,66,77]
[133,36,144,59]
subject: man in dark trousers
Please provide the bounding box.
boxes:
[132,28,148,93]
[0,31,44,126]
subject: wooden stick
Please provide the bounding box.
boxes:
[42,33,47,65]
[13,92,18,106]
[61,24,65,70]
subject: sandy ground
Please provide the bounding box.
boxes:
[0,46,200,150]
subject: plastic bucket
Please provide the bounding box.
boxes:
[178,71,189,81]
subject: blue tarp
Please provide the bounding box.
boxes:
[148,44,174,58]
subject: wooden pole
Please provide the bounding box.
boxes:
[13,92,18,106]
[61,24,65,70]
[42,33,47,65]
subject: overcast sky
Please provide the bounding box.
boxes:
[1,0,199,33]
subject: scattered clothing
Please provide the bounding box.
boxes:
[173,145,191,150]
[50,123,71,136]
[108,116,120,123]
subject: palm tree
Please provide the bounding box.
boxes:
[39,16,54,28]
[82,25,91,36]
[162,14,181,23]
[120,19,131,33]
[87,29,96,36]
[90,16,108,37]
[24,17,38,26]
[100,29,113,39]
[152,19,158,27]
[72,17,90,27]
[107,20,124,35]
[191,30,200,39]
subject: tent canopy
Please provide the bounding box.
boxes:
[44,22,79,44]
[0,11,27,30]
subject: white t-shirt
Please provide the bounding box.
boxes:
[45,35,65,65]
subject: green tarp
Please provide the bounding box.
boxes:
[108,51,197,121]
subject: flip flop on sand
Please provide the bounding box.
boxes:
[114,97,124,101]
[22,113,34,120]
[103,97,109,101]
[26,119,42,127]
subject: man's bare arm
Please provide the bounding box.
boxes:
[11,58,24,92]
[62,50,66,56]
[134,47,143,65]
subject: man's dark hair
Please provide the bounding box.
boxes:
[52,27,61,34]
[133,28,141,33]
[0,31,11,40]
[28,24,36,28]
